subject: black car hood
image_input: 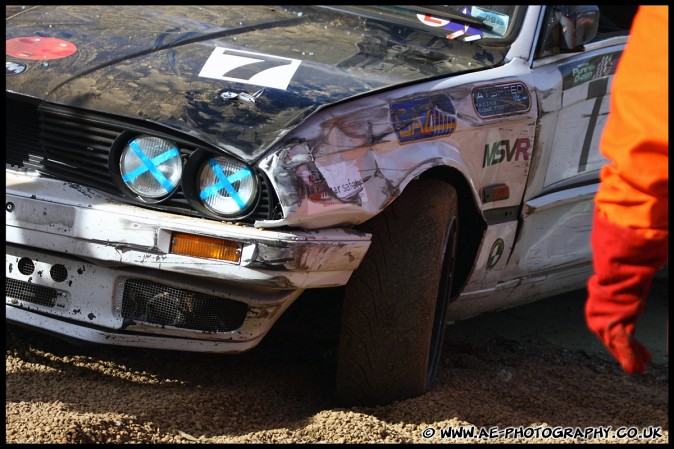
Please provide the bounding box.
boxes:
[6,5,502,162]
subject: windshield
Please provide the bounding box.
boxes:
[327,5,524,44]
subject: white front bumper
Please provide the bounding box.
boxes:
[6,169,371,352]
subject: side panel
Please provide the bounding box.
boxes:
[257,60,539,232]
[448,40,628,320]
[527,46,623,196]
[509,44,624,278]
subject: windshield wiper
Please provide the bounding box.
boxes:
[394,5,494,32]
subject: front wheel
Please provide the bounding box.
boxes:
[335,179,459,406]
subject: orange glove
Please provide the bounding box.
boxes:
[585,212,668,374]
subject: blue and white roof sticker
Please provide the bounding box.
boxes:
[199,159,253,210]
[122,141,180,193]
[470,6,510,37]
[417,7,511,41]
[390,94,457,144]
[198,47,302,90]
[416,7,483,41]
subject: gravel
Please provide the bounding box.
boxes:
[6,281,668,444]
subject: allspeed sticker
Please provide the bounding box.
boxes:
[198,47,302,90]
[6,36,78,60]
[473,82,531,118]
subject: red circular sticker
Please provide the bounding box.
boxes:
[6,36,77,60]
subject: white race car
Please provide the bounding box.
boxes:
[5,5,638,405]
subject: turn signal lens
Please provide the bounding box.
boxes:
[170,232,241,263]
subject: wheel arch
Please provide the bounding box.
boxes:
[418,166,486,298]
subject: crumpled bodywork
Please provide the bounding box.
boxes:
[256,69,537,229]
[6,168,372,351]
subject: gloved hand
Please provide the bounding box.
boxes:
[585,211,668,374]
[599,323,652,374]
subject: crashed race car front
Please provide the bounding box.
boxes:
[6,168,371,351]
[4,5,506,352]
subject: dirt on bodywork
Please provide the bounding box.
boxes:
[6,5,499,161]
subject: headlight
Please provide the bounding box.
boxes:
[119,135,182,200]
[198,156,258,217]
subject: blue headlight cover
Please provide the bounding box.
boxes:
[120,135,182,198]
[198,156,257,216]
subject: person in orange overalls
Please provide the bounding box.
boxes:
[585,5,668,375]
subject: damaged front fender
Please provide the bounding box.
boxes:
[256,89,481,230]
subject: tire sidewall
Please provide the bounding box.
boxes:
[335,179,459,406]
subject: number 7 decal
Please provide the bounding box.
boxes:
[578,77,608,173]
[198,47,302,90]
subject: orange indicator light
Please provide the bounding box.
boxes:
[170,232,241,263]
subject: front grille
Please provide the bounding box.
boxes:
[5,94,280,224]
[121,279,249,332]
[41,106,122,194]
[6,97,42,170]
[6,278,64,308]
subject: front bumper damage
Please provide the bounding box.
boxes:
[5,169,371,352]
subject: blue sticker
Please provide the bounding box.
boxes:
[416,7,484,40]
[122,141,180,193]
[199,159,252,210]
[470,7,510,36]
[390,94,457,144]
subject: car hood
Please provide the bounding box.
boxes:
[5,5,502,161]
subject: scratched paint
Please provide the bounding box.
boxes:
[5,5,632,355]
[257,77,537,230]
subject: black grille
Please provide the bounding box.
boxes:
[6,97,42,170]
[5,94,280,224]
[6,278,62,308]
[41,106,121,193]
[121,279,249,332]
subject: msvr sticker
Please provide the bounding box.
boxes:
[483,138,530,167]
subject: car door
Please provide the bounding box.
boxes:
[506,6,633,292]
